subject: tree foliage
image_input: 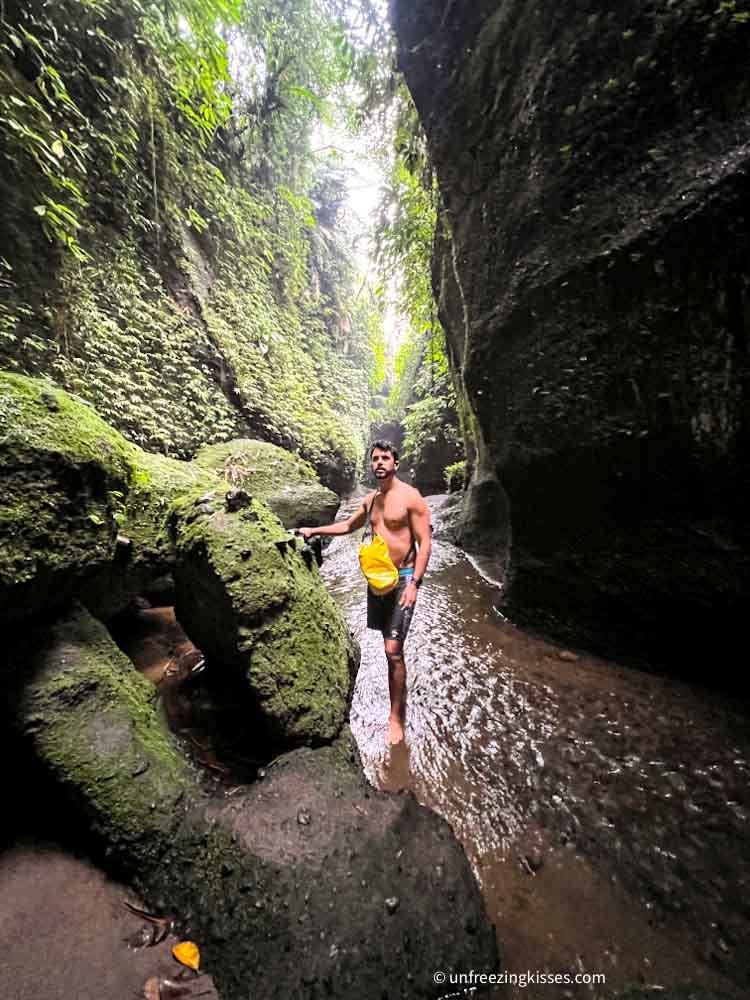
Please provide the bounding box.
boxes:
[0,0,241,257]
[373,84,463,487]
[0,0,386,483]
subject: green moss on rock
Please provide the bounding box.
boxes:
[3,375,355,749]
[79,449,224,620]
[0,373,142,623]
[122,450,221,577]
[0,373,225,622]
[13,604,191,852]
[172,495,357,746]
[194,438,340,526]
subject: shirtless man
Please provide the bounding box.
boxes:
[299,440,432,745]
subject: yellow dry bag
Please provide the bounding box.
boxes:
[359,495,399,596]
[359,532,399,596]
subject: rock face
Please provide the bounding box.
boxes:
[81,447,219,620]
[0,5,367,486]
[172,491,358,746]
[391,0,750,682]
[6,606,498,999]
[1,375,342,617]
[194,438,340,527]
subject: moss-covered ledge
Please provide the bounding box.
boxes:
[194,438,340,527]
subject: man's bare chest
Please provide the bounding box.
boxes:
[371,495,410,534]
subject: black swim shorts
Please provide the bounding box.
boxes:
[366,574,416,641]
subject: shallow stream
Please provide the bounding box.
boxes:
[322,494,750,999]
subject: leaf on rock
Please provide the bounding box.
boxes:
[172,940,201,972]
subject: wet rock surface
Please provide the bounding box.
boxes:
[391,0,750,684]
[210,743,498,998]
[5,601,496,1000]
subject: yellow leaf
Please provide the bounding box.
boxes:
[51,139,64,158]
[172,940,200,971]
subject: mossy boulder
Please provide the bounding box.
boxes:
[0,373,141,626]
[81,449,220,619]
[7,605,497,999]
[8,604,192,855]
[2,374,356,747]
[172,491,357,746]
[194,438,340,527]
[0,372,222,624]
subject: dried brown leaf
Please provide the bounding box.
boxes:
[152,922,170,946]
[160,981,191,999]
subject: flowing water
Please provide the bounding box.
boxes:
[322,494,750,999]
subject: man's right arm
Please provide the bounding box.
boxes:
[298,495,371,540]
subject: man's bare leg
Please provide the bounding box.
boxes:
[384,637,406,745]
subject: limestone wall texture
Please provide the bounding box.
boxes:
[391,0,750,683]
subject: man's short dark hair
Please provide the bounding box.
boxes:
[370,439,399,461]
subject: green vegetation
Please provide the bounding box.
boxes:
[0,372,141,604]
[0,1,457,491]
[373,87,464,487]
[444,460,467,494]
[0,0,386,485]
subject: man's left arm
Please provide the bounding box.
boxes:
[400,495,432,609]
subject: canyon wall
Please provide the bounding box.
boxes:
[391,0,750,683]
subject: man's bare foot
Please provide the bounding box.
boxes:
[387,717,405,746]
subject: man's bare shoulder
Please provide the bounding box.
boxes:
[359,489,377,512]
[399,481,428,510]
